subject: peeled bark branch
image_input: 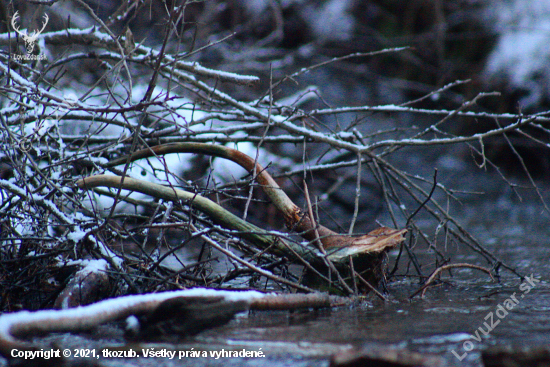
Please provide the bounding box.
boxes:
[78,143,407,294]
[76,174,322,263]
[104,142,407,253]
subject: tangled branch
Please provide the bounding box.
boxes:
[0,1,539,317]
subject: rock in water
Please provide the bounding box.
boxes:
[126,296,249,341]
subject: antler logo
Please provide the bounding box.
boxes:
[11,11,49,54]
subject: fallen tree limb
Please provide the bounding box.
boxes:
[77,174,405,262]
[103,142,407,253]
[0,289,334,361]
[77,174,323,263]
[78,142,407,293]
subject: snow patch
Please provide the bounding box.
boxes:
[483,0,550,107]
[304,0,354,42]
[211,141,294,183]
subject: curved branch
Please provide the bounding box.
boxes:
[104,142,406,252]
[410,263,494,299]
[76,174,321,263]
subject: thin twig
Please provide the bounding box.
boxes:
[410,263,495,299]
[354,272,386,301]
[406,169,438,228]
[348,151,362,235]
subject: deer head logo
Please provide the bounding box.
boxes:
[11,11,49,54]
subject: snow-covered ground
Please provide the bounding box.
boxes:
[483,0,550,108]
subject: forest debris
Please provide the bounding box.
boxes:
[86,143,408,293]
[76,174,323,264]
[0,289,337,362]
[132,292,335,340]
[324,227,407,260]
